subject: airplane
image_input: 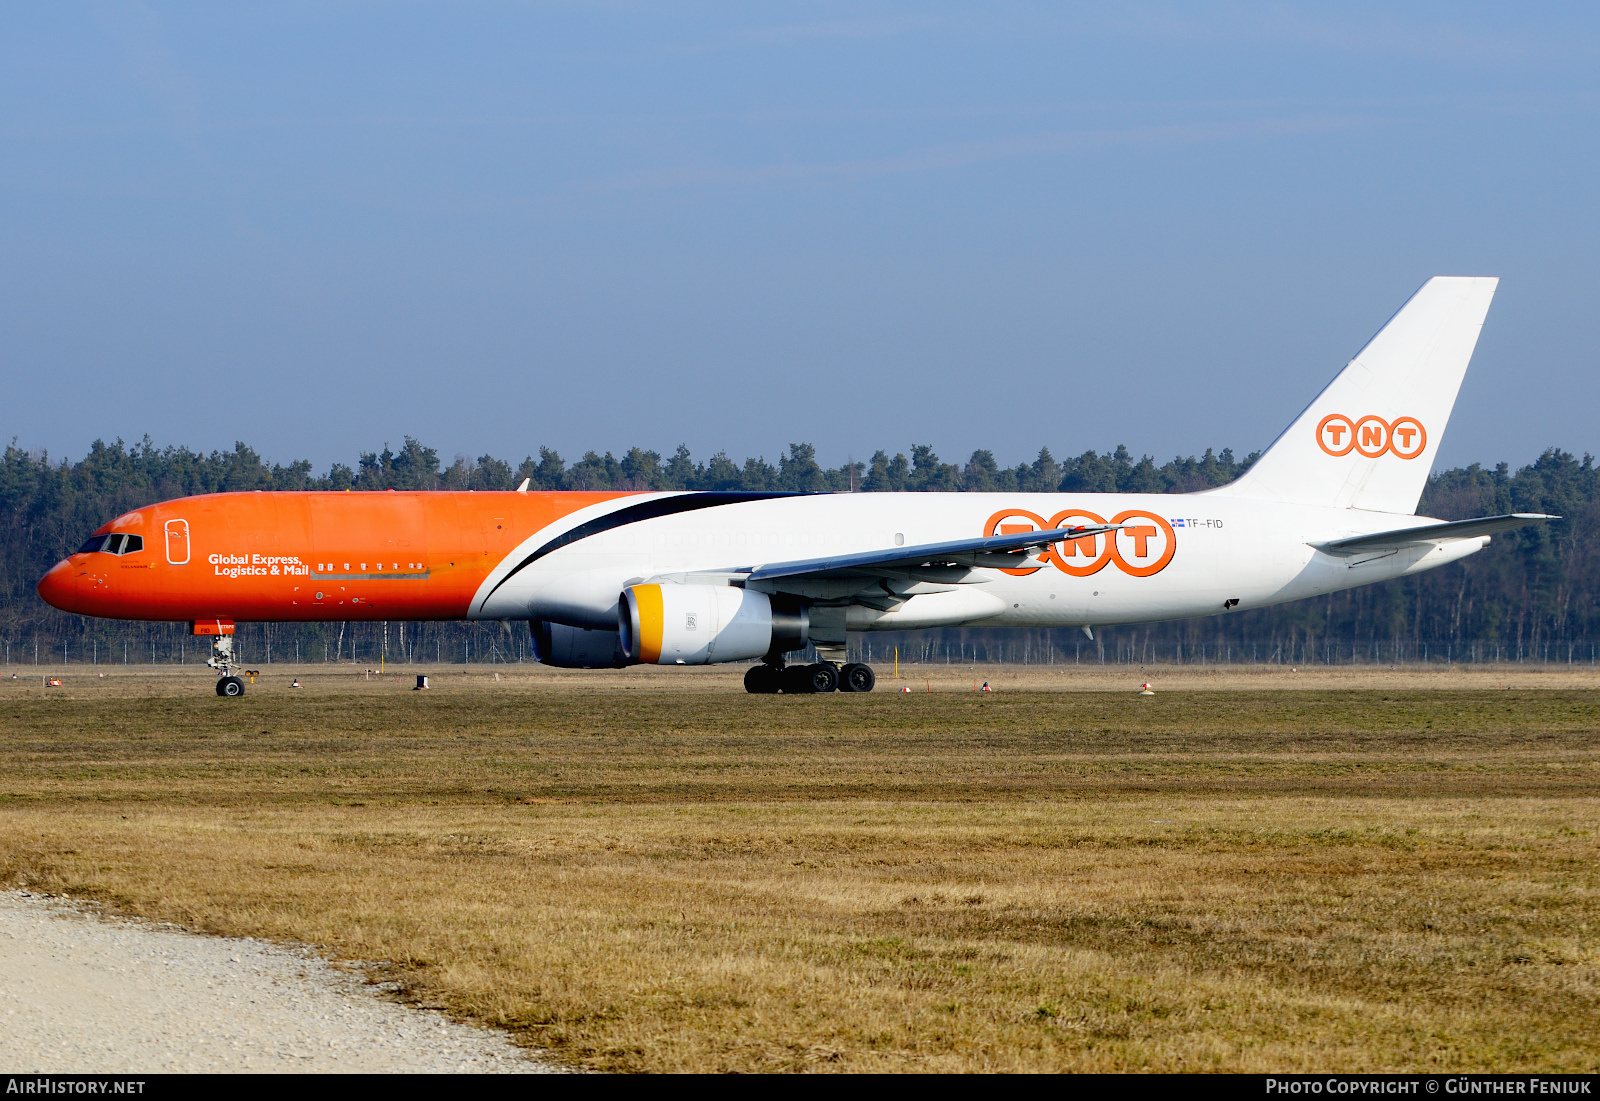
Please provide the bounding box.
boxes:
[37,276,1556,696]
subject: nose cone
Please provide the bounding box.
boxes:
[37,559,81,613]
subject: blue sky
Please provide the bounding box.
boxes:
[3,3,1597,474]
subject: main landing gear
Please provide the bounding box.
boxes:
[744,661,876,694]
[208,633,245,698]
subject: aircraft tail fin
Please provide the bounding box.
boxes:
[1214,276,1498,514]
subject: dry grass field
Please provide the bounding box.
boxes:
[1,663,1598,1072]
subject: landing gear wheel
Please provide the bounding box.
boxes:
[839,663,875,692]
[804,663,839,693]
[780,664,814,694]
[744,664,782,694]
[216,676,245,698]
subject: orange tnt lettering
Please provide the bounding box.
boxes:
[1318,413,1426,459]
[1060,533,1096,558]
[986,513,1049,576]
[1123,526,1157,557]
[1388,416,1427,459]
[1108,510,1177,577]
[999,523,1042,561]
[1315,413,1357,457]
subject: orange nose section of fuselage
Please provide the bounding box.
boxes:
[37,557,84,614]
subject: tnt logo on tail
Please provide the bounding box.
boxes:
[1315,414,1426,460]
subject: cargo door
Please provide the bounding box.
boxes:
[449,495,496,562]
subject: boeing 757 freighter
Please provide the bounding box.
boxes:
[38,276,1554,695]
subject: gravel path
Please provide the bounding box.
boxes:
[0,891,556,1073]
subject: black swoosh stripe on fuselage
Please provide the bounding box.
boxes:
[478,491,797,608]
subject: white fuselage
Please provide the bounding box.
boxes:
[475,491,1482,636]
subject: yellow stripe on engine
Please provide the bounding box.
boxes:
[637,584,664,664]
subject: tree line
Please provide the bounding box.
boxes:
[2,436,1596,666]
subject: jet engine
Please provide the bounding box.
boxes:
[529,620,628,668]
[619,584,807,665]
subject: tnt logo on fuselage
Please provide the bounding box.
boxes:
[984,509,1177,579]
[1315,414,1426,460]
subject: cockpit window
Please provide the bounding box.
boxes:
[76,534,144,555]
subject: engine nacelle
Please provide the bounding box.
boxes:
[619,584,807,665]
[529,620,627,668]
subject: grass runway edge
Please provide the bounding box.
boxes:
[1,665,1597,1072]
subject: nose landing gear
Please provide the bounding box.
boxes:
[744,660,876,694]
[208,633,245,698]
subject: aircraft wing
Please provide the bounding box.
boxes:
[742,526,1117,582]
[1313,513,1558,557]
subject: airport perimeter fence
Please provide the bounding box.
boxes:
[836,632,1600,669]
[5,618,1600,670]
[1,618,521,669]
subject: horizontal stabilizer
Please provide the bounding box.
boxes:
[1313,513,1558,557]
[745,526,1118,581]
